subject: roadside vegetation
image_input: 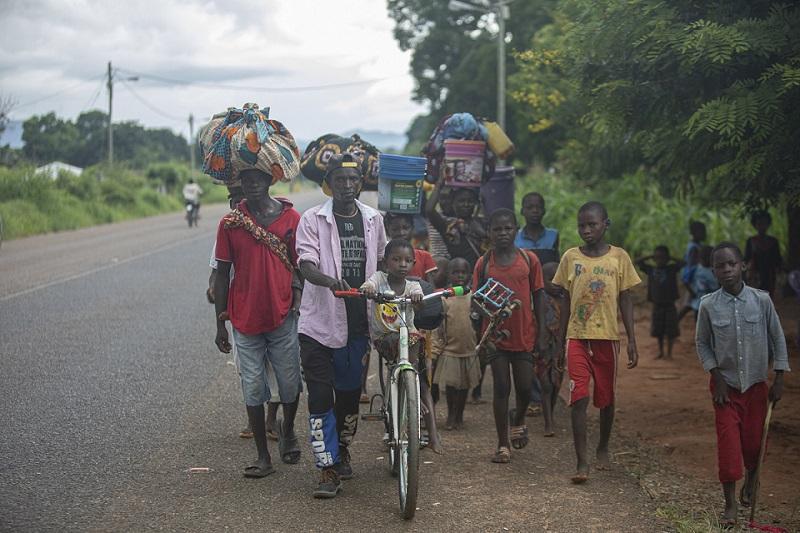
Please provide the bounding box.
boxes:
[0,163,225,240]
[517,170,788,259]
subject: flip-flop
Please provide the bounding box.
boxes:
[266,429,279,441]
[243,463,275,478]
[491,446,511,463]
[571,472,589,484]
[543,431,555,438]
[239,427,254,439]
[276,418,301,465]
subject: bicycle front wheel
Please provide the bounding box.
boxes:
[396,368,420,519]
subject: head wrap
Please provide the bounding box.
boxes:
[198,103,301,185]
[300,133,379,191]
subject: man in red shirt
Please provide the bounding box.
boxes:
[214,168,303,479]
[472,208,546,464]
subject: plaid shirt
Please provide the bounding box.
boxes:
[695,284,790,392]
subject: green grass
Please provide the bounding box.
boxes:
[0,164,319,241]
[656,505,729,532]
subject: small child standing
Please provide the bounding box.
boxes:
[636,245,684,359]
[678,220,707,321]
[695,242,789,527]
[553,201,641,483]
[536,262,565,437]
[432,258,481,430]
[361,239,443,454]
[744,210,783,296]
[472,208,546,464]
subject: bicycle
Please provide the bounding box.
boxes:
[335,285,467,519]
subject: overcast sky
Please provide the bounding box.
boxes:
[0,0,426,141]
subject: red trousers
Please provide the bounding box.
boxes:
[711,378,768,483]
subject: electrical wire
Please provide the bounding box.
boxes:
[115,67,400,93]
[14,74,105,110]
[80,77,106,112]
[118,79,185,122]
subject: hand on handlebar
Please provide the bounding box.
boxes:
[362,285,377,299]
[329,279,351,294]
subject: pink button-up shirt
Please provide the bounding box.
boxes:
[296,199,386,349]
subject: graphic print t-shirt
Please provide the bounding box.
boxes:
[335,209,368,337]
[553,246,641,340]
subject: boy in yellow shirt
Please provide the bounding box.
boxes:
[553,201,641,484]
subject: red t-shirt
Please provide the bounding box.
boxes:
[215,199,300,335]
[472,250,544,352]
[410,249,437,280]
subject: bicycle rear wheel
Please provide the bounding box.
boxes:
[396,368,420,519]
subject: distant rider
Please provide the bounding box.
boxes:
[182,178,203,216]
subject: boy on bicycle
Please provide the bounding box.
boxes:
[361,239,443,454]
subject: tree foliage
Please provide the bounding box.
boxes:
[511,0,800,208]
[386,0,556,161]
[20,110,189,169]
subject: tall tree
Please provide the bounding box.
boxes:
[512,0,800,265]
[387,0,555,160]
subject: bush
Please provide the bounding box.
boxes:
[515,171,788,259]
[0,162,211,240]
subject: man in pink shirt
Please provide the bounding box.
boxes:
[296,153,386,498]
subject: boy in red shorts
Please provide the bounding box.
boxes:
[552,201,640,483]
[695,242,789,527]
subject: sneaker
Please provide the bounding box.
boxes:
[312,468,341,499]
[334,446,354,480]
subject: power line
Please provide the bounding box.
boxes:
[115,67,400,93]
[118,79,185,122]
[80,77,106,112]
[14,74,105,110]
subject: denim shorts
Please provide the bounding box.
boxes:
[232,311,301,406]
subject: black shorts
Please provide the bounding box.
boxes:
[485,349,534,364]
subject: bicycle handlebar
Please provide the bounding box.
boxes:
[334,286,469,303]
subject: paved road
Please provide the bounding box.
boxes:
[0,191,665,532]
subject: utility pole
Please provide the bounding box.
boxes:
[188,113,195,175]
[107,61,113,166]
[496,3,507,131]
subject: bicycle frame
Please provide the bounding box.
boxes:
[333,285,467,518]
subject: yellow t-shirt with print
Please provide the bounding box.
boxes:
[553,246,641,340]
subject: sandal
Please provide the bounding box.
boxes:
[266,429,278,441]
[492,446,511,463]
[243,463,275,478]
[239,427,254,439]
[508,409,529,450]
[276,418,301,465]
[525,405,542,417]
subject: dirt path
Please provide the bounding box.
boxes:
[614,292,800,531]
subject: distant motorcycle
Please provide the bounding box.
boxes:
[185,201,199,227]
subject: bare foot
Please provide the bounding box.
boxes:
[595,448,611,470]
[571,464,589,484]
[720,504,737,528]
[427,438,444,455]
